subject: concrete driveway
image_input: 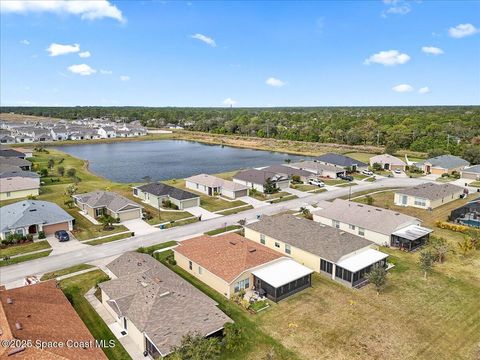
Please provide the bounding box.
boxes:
[392,170,408,178]
[122,219,159,236]
[186,206,223,220]
[238,196,269,209]
[46,233,90,255]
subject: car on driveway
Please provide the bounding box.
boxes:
[362,170,374,176]
[308,178,325,187]
[394,169,402,174]
[55,230,70,242]
[338,174,354,181]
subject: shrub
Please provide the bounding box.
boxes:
[38,231,46,239]
[66,168,77,178]
[435,221,470,233]
[291,175,301,184]
[25,234,33,242]
[223,323,245,352]
[39,168,48,177]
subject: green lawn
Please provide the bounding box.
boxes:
[204,225,242,236]
[164,217,199,229]
[352,173,369,180]
[270,194,298,203]
[137,241,178,255]
[155,250,300,360]
[343,152,375,163]
[0,250,52,267]
[85,232,133,246]
[59,270,131,360]
[250,191,290,201]
[471,181,480,187]
[336,182,358,188]
[67,208,129,241]
[40,263,94,281]
[146,210,193,225]
[291,184,318,192]
[323,178,348,185]
[216,204,254,215]
[0,240,51,257]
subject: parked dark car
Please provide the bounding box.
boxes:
[55,230,70,242]
[338,174,354,181]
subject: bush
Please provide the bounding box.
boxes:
[291,175,301,184]
[39,168,48,177]
[26,234,33,241]
[435,221,471,233]
[38,231,46,239]
[162,199,179,210]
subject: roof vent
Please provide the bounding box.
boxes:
[375,209,382,212]
[140,281,149,288]
[6,297,13,304]
[159,291,170,298]
[15,322,22,330]
[229,241,237,246]
[248,248,257,253]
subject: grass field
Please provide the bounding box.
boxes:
[291,183,318,192]
[84,232,132,246]
[41,263,94,280]
[0,240,50,257]
[0,250,52,267]
[204,225,242,236]
[59,271,131,360]
[137,241,178,255]
[216,204,254,215]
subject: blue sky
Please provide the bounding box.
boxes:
[1,0,479,107]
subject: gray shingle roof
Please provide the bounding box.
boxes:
[462,165,480,174]
[0,200,74,233]
[245,214,373,262]
[136,183,199,200]
[312,198,419,235]
[100,252,232,356]
[263,164,315,178]
[233,169,289,185]
[424,155,469,169]
[316,153,367,168]
[0,156,31,167]
[74,190,142,212]
[395,182,464,201]
[0,170,39,179]
[0,149,25,158]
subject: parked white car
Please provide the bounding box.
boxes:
[308,178,325,187]
[362,170,374,176]
[394,169,402,174]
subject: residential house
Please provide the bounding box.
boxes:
[394,182,465,210]
[98,126,117,138]
[50,126,69,141]
[245,214,389,288]
[0,148,26,159]
[133,182,200,210]
[287,160,346,178]
[0,156,32,170]
[262,164,316,183]
[0,280,107,360]
[11,147,33,158]
[369,154,406,171]
[14,135,34,143]
[417,155,470,175]
[233,169,290,193]
[312,198,432,250]
[0,200,74,239]
[0,134,15,144]
[315,153,368,171]
[450,197,480,227]
[99,252,232,358]
[185,173,249,199]
[461,165,480,181]
[0,172,40,200]
[174,233,313,302]
[73,190,143,222]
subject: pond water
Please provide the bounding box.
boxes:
[58,140,312,183]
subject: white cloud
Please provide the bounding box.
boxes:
[46,43,80,56]
[79,51,91,58]
[418,86,431,94]
[223,98,237,106]
[100,69,113,75]
[385,5,410,15]
[392,84,414,93]
[448,23,479,38]
[119,75,130,81]
[421,46,444,55]
[266,77,286,87]
[20,39,30,45]
[190,33,216,47]
[0,0,125,22]
[67,64,96,76]
[364,50,410,66]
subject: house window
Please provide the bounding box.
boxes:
[189,261,192,270]
[198,266,202,274]
[320,259,333,274]
[6,192,11,198]
[260,234,265,245]
[15,229,24,235]
[414,198,426,207]
[275,242,280,248]
[285,244,291,255]
[332,220,340,229]
[133,188,138,196]
[234,278,250,293]
[349,224,355,230]
[358,227,365,236]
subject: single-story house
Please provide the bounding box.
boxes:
[0,148,26,159]
[0,200,74,239]
[99,252,232,358]
[73,190,143,222]
[369,154,406,171]
[394,182,465,210]
[174,233,313,302]
[461,165,480,181]
[13,147,33,158]
[0,134,15,144]
[0,156,32,170]
[233,169,290,193]
[0,280,107,360]
[98,126,117,138]
[133,182,200,210]
[315,153,368,171]
[245,214,389,288]
[262,164,316,183]
[313,198,432,250]
[450,197,480,227]
[417,155,470,175]
[185,173,249,199]
[0,173,40,200]
[287,161,347,179]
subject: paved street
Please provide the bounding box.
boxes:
[0,177,432,287]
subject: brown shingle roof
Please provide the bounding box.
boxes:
[0,281,107,360]
[174,233,283,283]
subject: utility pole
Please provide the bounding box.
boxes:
[376,130,380,147]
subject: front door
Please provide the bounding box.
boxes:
[28,224,37,234]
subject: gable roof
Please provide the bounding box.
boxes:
[0,148,25,158]
[233,169,289,185]
[316,153,367,167]
[312,198,420,235]
[245,214,373,262]
[185,174,248,191]
[74,190,142,212]
[0,170,39,179]
[174,233,283,283]
[288,160,345,174]
[0,280,107,360]
[262,164,315,178]
[0,177,39,194]
[0,156,31,167]
[395,182,464,201]
[369,154,405,166]
[424,155,469,169]
[101,252,231,356]
[0,200,73,233]
[136,182,199,200]
[462,165,480,174]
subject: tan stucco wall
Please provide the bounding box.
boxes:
[118,208,142,221]
[0,188,39,200]
[395,191,463,209]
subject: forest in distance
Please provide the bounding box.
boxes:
[2,106,479,161]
